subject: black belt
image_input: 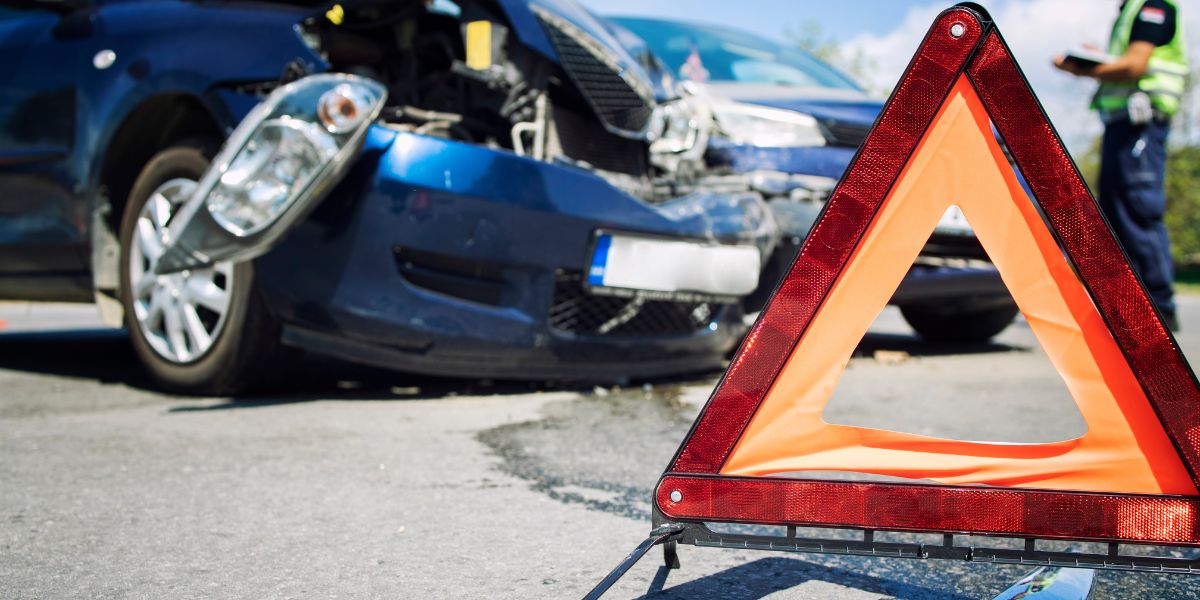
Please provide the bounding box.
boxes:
[1100,110,1172,125]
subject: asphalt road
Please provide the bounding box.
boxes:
[2,296,1200,599]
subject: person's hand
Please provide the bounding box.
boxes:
[1053,55,1086,76]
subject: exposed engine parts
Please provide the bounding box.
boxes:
[295,0,740,204]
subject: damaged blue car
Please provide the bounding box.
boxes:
[611,16,1019,342]
[0,0,781,393]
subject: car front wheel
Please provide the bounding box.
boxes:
[118,140,284,395]
[900,303,1019,344]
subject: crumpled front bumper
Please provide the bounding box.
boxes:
[252,125,777,380]
[712,138,1013,314]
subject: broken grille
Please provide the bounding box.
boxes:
[549,271,721,337]
[534,7,656,136]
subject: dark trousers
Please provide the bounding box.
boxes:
[1098,117,1176,316]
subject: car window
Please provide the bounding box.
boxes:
[612,17,861,91]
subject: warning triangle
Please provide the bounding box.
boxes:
[723,76,1194,496]
[657,5,1200,546]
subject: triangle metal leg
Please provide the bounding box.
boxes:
[664,539,680,569]
[583,526,684,600]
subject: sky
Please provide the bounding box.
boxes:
[580,0,1200,153]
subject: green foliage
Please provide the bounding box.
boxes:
[1178,274,1200,295]
[1165,145,1200,268]
[786,20,880,95]
[1075,136,1102,193]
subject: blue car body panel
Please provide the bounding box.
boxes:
[0,0,320,285]
[708,138,858,181]
[496,0,557,59]
[256,127,745,378]
[713,95,883,180]
[726,93,1036,197]
[754,97,883,125]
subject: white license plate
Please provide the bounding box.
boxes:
[587,233,761,298]
[935,205,974,235]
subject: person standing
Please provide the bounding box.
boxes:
[1054,0,1188,332]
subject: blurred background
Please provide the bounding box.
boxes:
[584,0,1200,284]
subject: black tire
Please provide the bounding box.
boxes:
[900,303,1019,343]
[118,140,284,395]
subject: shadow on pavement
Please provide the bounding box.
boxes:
[0,327,576,403]
[852,331,1028,358]
[0,328,155,388]
[0,325,1025,409]
[635,556,974,600]
[167,375,584,412]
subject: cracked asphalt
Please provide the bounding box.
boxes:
[2,297,1200,598]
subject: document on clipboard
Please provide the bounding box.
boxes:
[1063,47,1116,69]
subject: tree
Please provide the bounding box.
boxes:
[787,20,880,94]
[1165,146,1200,272]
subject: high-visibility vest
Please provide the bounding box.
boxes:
[1092,0,1190,117]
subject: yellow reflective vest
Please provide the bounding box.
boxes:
[1092,0,1189,117]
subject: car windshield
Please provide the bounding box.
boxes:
[611,17,862,91]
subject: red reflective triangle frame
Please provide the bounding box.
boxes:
[656,5,1200,546]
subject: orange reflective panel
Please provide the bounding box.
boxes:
[720,76,1197,496]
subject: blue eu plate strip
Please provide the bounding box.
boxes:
[588,234,612,286]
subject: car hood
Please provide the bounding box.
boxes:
[704,82,883,127]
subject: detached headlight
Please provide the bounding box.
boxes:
[205,80,385,236]
[207,118,339,236]
[650,98,703,155]
[154,74,387,274]
[648,83,712,173]
[711,102,826,148]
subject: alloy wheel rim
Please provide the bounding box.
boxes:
[128,178,236,364]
